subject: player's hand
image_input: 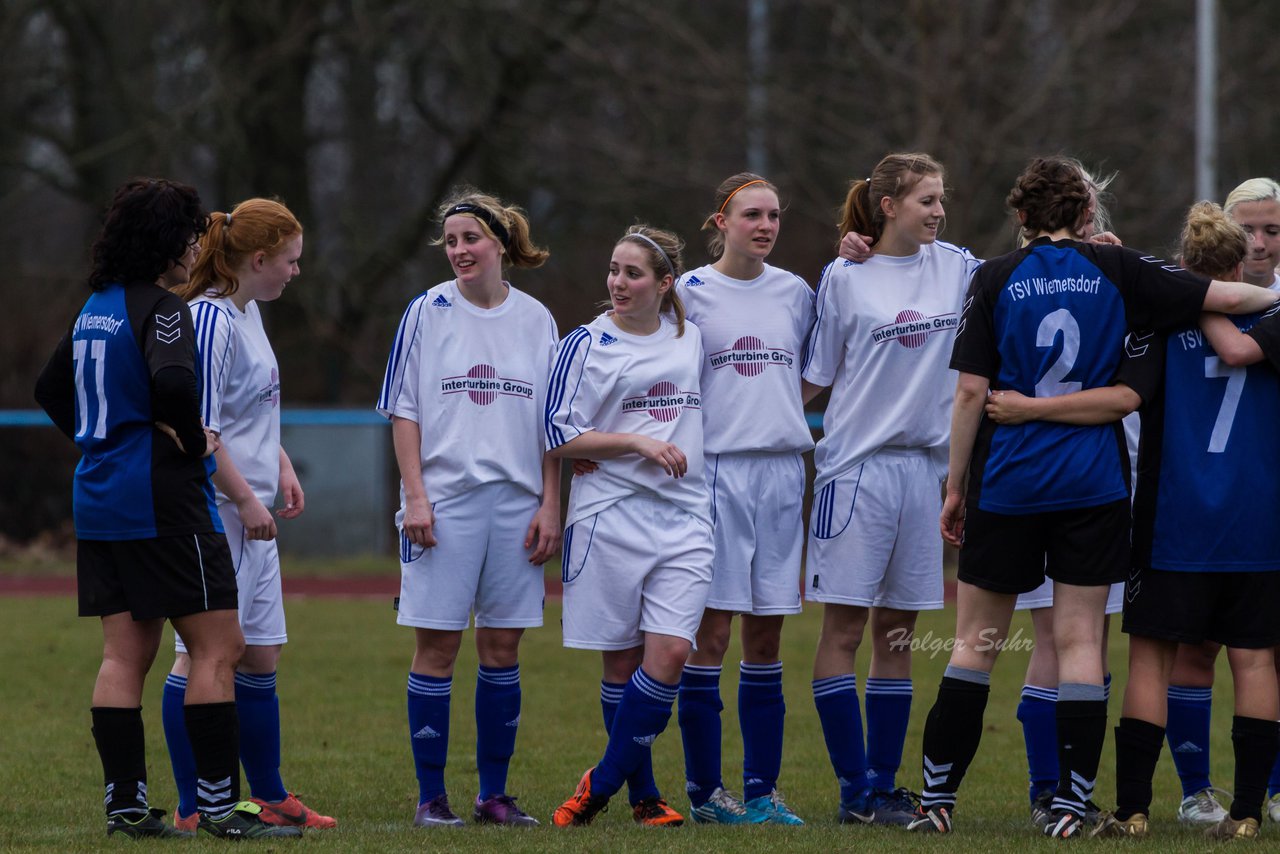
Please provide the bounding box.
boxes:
[202,428,220,458]
[984,389,1035,425]
[940,491,966,547]
[1089,230,1123,246]
[572,459,599,477]
[525,501,562,565]
[155,421,185,452]
[238,495,278,541]
[277,468,305,520]
[402,497,437,548]
[838,231,874,263]
[632,436,687,478]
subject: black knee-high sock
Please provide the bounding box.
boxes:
[91,707,149,818]
[184,702,240,819]
[919,676,990,810]
[1113,716,1164,821]
[1230,715,1280,822]
[1053,696,1107,817]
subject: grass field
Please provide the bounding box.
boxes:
[0,575,1248,852]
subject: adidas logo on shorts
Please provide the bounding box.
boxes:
[432,294,452,308]
[599,332,618,346]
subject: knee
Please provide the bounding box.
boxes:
[475,629,523,669]
[819,619,865,658]
[695,621,732,662]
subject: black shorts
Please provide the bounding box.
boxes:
[957,499,1129,594]
[1122,567,1280,649]
[77,532,238,620]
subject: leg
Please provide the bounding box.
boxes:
[473,627,525,802]
[601,646,660,805]
[865,607,916,794]
[679,609,731,808]
[1113,634,1177,822]
[811,604,872,813]
[1019,607,1060,805]
[93,613,165,822]
[737,613,787,804]
[162,651,199,821]
[1048,582,1110,820]
[1225,646,1280,824]
[233,644,287,804]
[408,628,462,822]
[1167,641,1222,816]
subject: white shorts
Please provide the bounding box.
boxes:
[1015,578,1124,614]
[806,449,945,611]
[176,502,286,653]
[561,493,713,650]
[704,451,805,616]
[396,481,545,631]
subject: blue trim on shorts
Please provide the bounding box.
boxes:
[562,515,598,584]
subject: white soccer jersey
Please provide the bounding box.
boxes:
[191,295,281,506]
[545,314,710,526]
[378,280,558,503]
[677,263,816,454]
[803,241,981,492]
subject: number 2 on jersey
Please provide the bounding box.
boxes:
[73,338,109,439]
[1035,309,1083,398]
[1204,356,1244,453]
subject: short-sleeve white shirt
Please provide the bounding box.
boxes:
[803,241,980,491]
[677,263,815,454]
[191,295,281,506]
[377,280,558,503]
[545,314,710,527]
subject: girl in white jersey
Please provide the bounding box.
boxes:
[672,173,813,826]
[158,199,331,832]
[803,153,980,827]
[548,225,712,828]
[377,190,561,829]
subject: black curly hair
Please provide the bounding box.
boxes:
[87,178,208,291]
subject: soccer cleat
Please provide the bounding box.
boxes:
[1178,786,1231,825]
[906,804,952,833]
[474,794,539,827]
[745,789,804,825]
[866,788,920,827]
[837,791,874,825]
[252,792,337,829]
[106,807,195,839]
[1044,810,1084,838]
[413,793,465,827]
[690,787,766,824]
[632,797,684,827]
[198,801,304,839]
[1030,790,1054,832]
[1268,793,1280,824]
[1205,814,1260,840]
[173,807,198,833]
[552,768,609,827]
[1089,811,1149,839]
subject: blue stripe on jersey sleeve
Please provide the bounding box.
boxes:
[544,326,592,448]
[190,302,223,425]
[377,294,427,416]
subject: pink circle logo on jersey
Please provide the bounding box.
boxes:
[648,381,682,422]
[896,309,928,348]
[732,336,766,377]
[467,364,497,405]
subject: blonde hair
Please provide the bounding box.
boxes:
[701,172,780,259]
[433,188,549,269]
[617,224,686,337]
[178,198,301,300]
[1179,201,1247,279]
[1224,177,1280,214]
[838,152,944,248]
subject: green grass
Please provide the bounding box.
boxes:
[0,596,1245,852]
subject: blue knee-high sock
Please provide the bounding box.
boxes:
[407,673,451,804]
[678,664,723,807]
[592,669,677,800]
[161,674,198,818]
[602,680,659,804]
[1017,684,1059,802]
[1270,746,1280,798]
[865,676,912,793]
[739,662,784,801]
[1166,685,1213,798]
[235,671,286,803]
[475,665,521,800]
[813,674,868,806]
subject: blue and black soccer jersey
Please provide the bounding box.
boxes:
[951,238,1208,514]
[34,281,221,540]
[1117,308,1280,573]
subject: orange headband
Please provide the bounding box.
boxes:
[718,179,769,214]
